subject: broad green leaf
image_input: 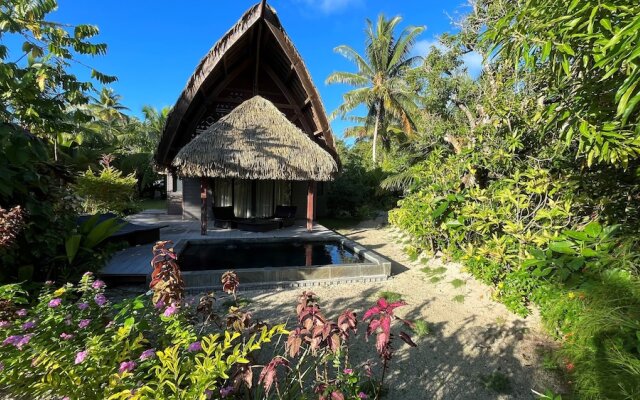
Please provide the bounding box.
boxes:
[583,221,602,238]
[65,234,82,264]
[549,240,575,255]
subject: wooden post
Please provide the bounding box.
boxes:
[304,244,313,266]
[306,181,316,232]
[200,177,208,236]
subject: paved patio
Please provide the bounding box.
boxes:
[100,209,337,277]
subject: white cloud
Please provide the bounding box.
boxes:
[412,38,483,78]
[298,0,362,14]
[412,39,446,57]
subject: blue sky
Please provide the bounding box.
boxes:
[11,0,477,138]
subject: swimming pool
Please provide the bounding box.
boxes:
[180,240,363,270]
[173,237,391,289]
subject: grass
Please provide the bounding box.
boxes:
[479,371,511,393]
[222,298,253,309]
[452,294,466,303]
[450,278,466,288]
[137,198,166,210]
[378,291,403,302]
[420,266,447,276]
[429,276,444,283]
[411,320,431,338]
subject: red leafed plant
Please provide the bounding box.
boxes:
[363,297,417,396]
[221,270,239,300]
[149,241,184,307]
[259,356,290,396]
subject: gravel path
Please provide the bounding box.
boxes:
[242,225,564,400]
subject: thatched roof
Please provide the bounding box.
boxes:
[155,1,339,169]
[172,96,338,181]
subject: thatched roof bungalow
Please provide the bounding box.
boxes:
[156,1,339,233]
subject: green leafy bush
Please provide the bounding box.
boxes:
[75,155,138,215]
[0,124,77,282]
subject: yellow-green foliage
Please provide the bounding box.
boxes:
[75,166,137,215]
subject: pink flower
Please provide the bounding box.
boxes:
[62,397,70,400]
[48,298,62,308]
[119,360,136,373]
[77,302,89,310]
[139,349,156,361]
[75,350,88,364]
[220,386,234,397]
[16,309,27,317]
[83,271,93,277]
[154,299,165,309]
[60,332,74,340]
[78,319,91,329]
[343,368,353,375]
[94,294,107,307]
[358,392,369,399]
[92,280,106,289]
[0,321,10,328]
[22,320,36,330]
[188,341,202,352]
[163,303,178,317]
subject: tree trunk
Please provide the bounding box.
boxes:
[372,104,381,164]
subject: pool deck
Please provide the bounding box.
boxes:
[100,209,339,277]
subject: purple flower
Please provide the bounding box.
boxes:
[3,335,21,346]
[220,386,234,397]
[187,341,202,352]
[15,334,32,350]
[358,392,369,399]
[48,298,62,308]
[75,350,88,364]
[83,271,93,277]
[0,321,10,328]
[22,320,36,330]
[118,360,136,373]
[154,299,165,310]
[92,280,106,289]
[139,349,156,361]
[62,397,70,400]
[77,302,89,310]
[60,332,74,340]
[16,309,27,317]
[343,368,353,375]
[204,390,214,399]
[94,294,107,307]
[163,303,178,317]
[78,319,91,329]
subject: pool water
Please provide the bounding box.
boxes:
[179,240,363,271]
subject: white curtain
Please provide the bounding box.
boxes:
[275,181,291,206]
[255,180,274,218]
[233,179,252,218]
[214,179,233,207]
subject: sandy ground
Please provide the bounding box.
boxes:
[240,225,564,400]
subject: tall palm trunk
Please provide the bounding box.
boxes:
[372,103,381,164]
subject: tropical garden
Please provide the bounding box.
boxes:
[1,0,639,399]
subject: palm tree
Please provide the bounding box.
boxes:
[89,87,129,140]
[326,14,424,163]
